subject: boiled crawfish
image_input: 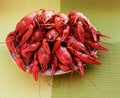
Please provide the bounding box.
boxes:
[5,9,109,81]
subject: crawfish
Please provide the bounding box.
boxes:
[51,25,70,54]
[15,11,40,36]
[66,36,88,54]
[67,46,100,65]
[15,11,41,45]
[55,46,74,70]
[38,39,51,73]
[68,10,109,42]
[68,10,89,25]
[68,10,87,43]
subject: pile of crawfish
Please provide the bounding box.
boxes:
[6,9,109,81]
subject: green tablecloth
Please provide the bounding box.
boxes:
[0,0,120,98]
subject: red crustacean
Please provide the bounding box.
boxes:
[5,9,109,81]
[15,11,41,41]
[51,25,70,54]
[55,46,74,70]
[38,39,51,73]
[66,36,88,53]
[67,46,100,65]
[68,10,109,42]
